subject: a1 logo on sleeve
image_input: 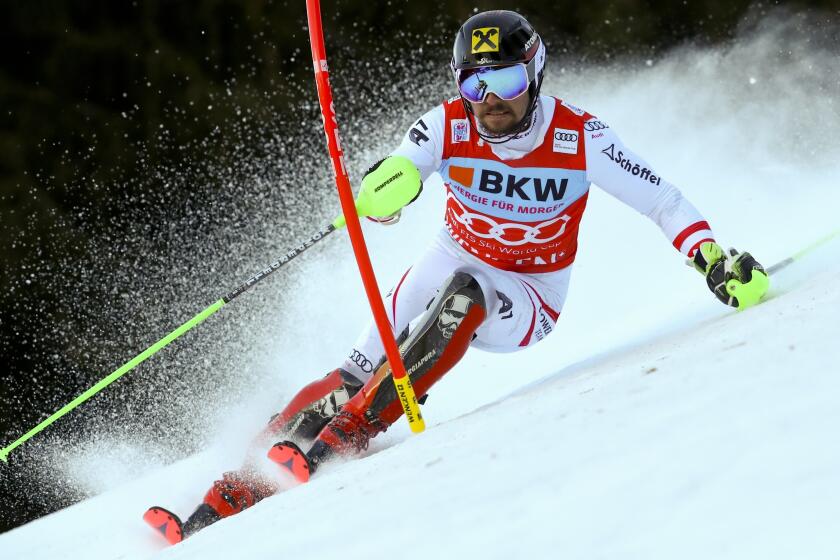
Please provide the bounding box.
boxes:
[552,128,579,154]
[451,119,470,143]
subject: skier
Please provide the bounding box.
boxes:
[145,10,769,544]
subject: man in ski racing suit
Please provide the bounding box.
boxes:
[149,10,770,542]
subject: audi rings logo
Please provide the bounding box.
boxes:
[584,120,609,132]
[349,350,374,373]
[553,131,578,142]
[553,127,579,154]
[447,193,571,246]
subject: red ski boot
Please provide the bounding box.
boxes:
[269,407,388,483]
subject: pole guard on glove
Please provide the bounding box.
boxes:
[333,155,423,228]
[692,241,769,309]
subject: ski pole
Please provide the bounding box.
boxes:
[306,0,425,433]
[0,221,339,463]
[767,229,840,275]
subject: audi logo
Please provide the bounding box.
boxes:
[584,121,608,132]
[554,132,578,142]
[349,350,374,373]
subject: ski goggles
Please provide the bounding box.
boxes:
[455,58,538,103]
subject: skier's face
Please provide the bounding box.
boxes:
[470,91,530,134]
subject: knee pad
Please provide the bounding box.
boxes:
[305,272,488,468]
[352,271,487,425]
[433,271,487,341]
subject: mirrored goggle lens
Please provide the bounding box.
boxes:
[457,65,530,103]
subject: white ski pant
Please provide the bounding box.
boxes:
[341,229,572,382]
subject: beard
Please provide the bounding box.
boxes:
[472,92,531,135]
[477,102,520,133]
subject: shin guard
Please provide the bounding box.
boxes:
[307,272,487,469]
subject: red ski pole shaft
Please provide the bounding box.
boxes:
[304,0,424,433]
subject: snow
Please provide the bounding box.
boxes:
[2,16,840,560]
[3,253,839,559]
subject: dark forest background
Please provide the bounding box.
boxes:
[1,0,838,534]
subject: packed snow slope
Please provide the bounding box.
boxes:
[3,15,840,560]
[3,244,840,560]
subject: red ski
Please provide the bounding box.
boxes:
[143,506,184,545]
[268,441,312,484]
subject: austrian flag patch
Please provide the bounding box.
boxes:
[451,119,470,143]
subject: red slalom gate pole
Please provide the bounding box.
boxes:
[304,0,425,433]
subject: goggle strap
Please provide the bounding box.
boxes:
[526,56,536,83]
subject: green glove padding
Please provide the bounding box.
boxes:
[333,155,422,228]
[692,241,769,310]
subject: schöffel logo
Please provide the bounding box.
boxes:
[584,120,609,132]
[552,128,579,154]
[601,144,662,185]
